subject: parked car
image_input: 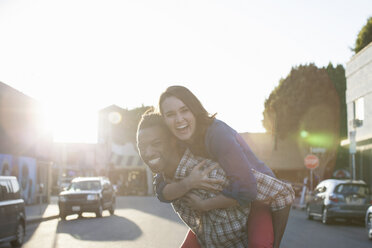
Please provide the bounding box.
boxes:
[366,205,372,240]
[58,177,116,220]
[58,177,73,193]
[306,179,372,224]
[0,176,26,247]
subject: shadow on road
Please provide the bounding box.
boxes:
[56,215,142,241]
[307,216,365,227]
[330,219,365,227]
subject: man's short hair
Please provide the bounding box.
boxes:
[136,109,170,137]
[136,110,172,153]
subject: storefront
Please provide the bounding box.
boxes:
[108,154,151,196]
[0,154,52,204]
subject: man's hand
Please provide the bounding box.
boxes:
[185,160,224,192]
[184,193,206,211]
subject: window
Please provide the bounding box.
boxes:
[0,179,12,201]
[10,179,21,199]
[335,184,369,196]
[353,97,364,121]
[126,156,134,166]
[70,181,101,191]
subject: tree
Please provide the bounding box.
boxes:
[353,16,372,54]
[326,63,347,139]
[262,64,340,141]
[262,63,346,179]
[325,64,349,173]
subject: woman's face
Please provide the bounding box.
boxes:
[161,96,196,142]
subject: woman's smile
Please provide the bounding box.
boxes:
[161,96,196,141]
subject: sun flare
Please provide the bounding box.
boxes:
[43,102,98,143]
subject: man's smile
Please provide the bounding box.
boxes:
[148,157,161,165]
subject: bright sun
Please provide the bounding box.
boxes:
[43,103,98,143]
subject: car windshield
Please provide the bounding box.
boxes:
[69,181,101,191]
[334,184,369,196]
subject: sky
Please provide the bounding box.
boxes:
[0,0,371,143]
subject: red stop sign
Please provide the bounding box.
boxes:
[304,154,319,169]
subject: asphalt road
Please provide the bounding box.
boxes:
[281,207,371,248]
[1,197,371,248]
[2,197,188,248]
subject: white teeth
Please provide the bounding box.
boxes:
[176,125,188,129]
[149,158,160,165]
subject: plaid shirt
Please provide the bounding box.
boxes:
[253,168,295,211]
[171,149,294,248]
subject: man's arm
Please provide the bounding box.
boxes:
[184,192,238,211]
[161,177,193,201]
[161,161,224,201]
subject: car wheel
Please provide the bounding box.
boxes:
[10,222,24,247]
[306,205,313,220]
[96,204,103,218]
[109,201,115,215]
[322,208,331,225]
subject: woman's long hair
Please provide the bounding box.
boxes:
[158,85,215,157]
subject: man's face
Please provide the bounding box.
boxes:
[137,125,174,173]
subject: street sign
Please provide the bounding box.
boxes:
[311,147,326,153]
[304,154,319,169]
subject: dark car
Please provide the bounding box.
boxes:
[0,176,26,247]
[58,177,116,220]
[366,205,372,240]
[306,179,372,224]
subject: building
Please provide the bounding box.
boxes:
[342,42,372,188]
[0,81,53,203]
[241,132,311,183]
[98,105,152,195]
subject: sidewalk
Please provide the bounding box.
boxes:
[291,196,306,210]
[25,196,60,224]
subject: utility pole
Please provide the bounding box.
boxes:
[349,119,362,180]
[349,130,356,180]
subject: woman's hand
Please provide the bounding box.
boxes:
[185,160,224,192]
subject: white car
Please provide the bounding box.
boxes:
[58,177,73,192]
[366,205,372,240]
[306,179,371,224]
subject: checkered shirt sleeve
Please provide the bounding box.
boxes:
[175,149,294,212]
[172,149,250,248]
[252,169,295,211]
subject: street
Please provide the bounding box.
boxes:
[282,207,370,248]
[1,197,371,248]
